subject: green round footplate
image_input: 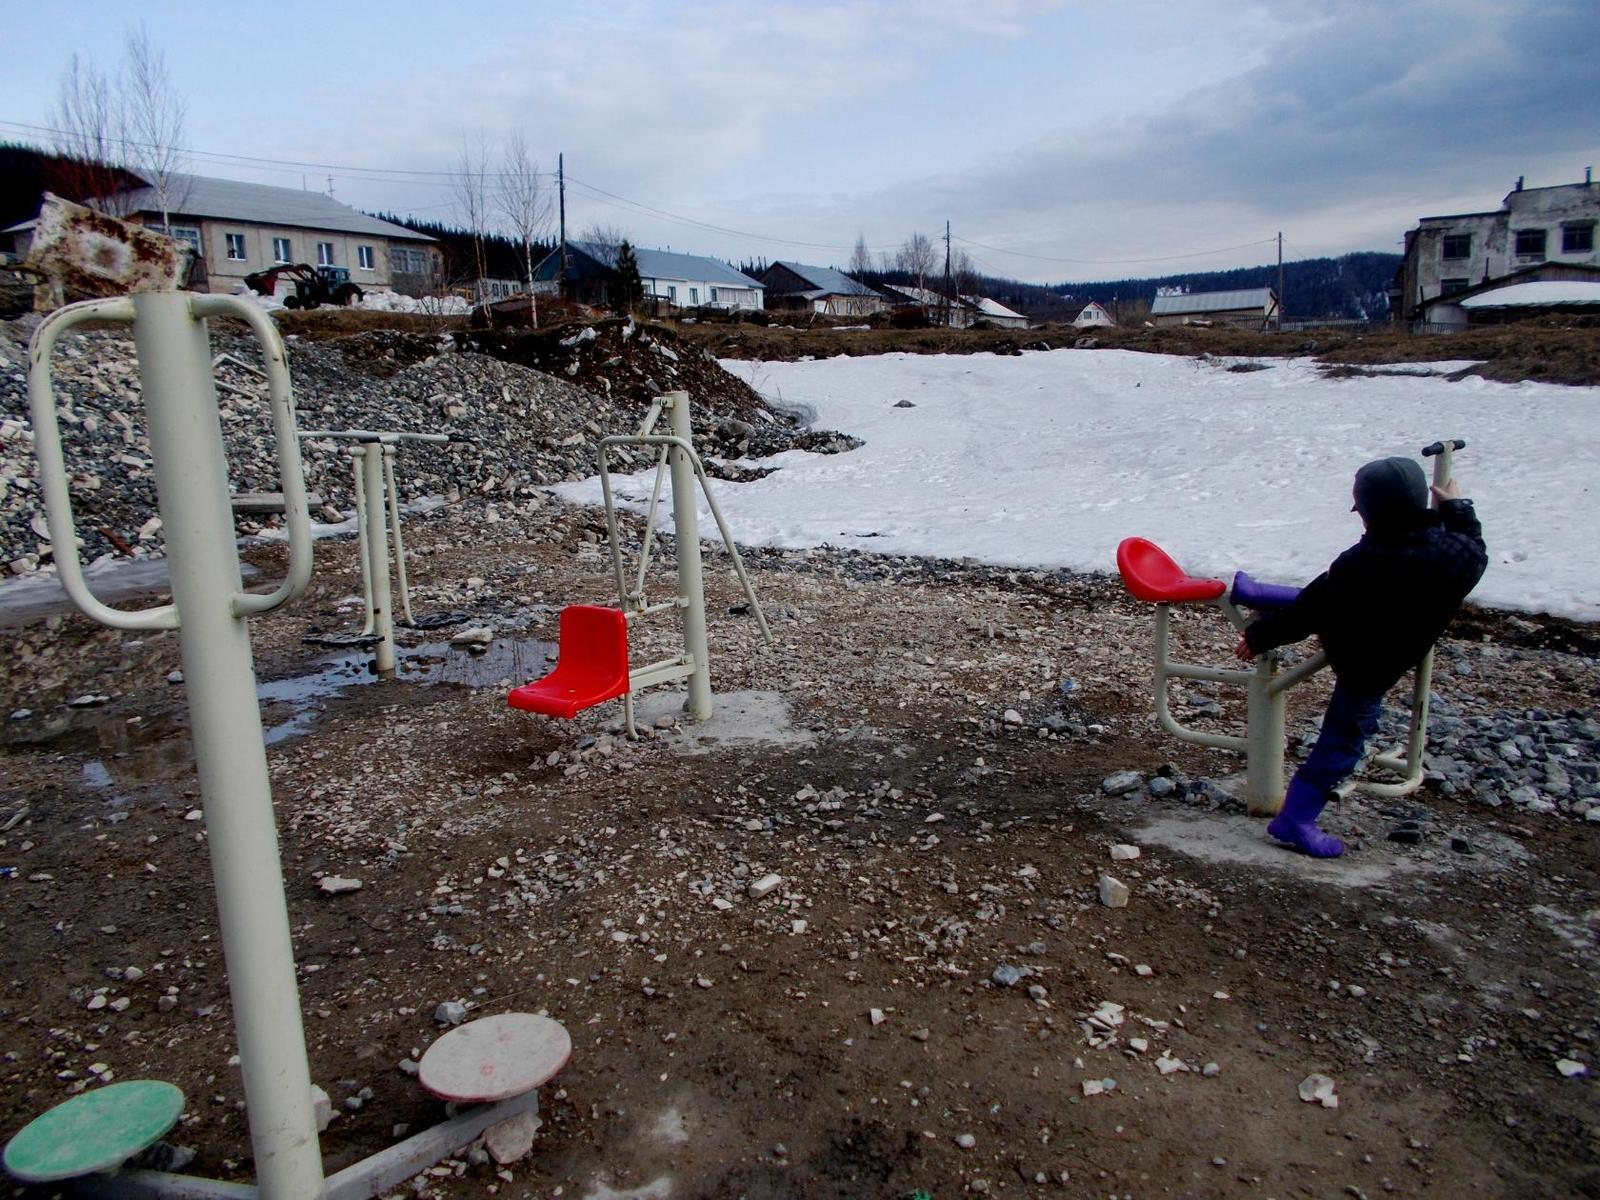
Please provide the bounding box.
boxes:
[3,1080,184,1183]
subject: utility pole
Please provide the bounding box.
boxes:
[1276,231,1284,332]
[558,153,568,303]
[326,174,335,199]
[942,220,952,328]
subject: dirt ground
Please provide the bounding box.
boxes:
[1,502,1597,1200]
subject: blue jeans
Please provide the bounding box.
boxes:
[1293,683,1384,794]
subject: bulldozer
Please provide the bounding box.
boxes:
[243,262,363,309]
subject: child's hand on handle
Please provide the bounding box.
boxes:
[1431,477,1461,504]
[1234,635,1255,662]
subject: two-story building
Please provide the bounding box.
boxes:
[3,170,440,296]
[1393,174,1600,323]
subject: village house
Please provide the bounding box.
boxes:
[1072,301,1115,329]
[1149,287,1280,329]
[1393,174,1600,325]
[758,261,886,316]
[880,285,1027,329]
[2,170,440,295]
[531,243,763,311]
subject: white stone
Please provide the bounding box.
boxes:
[869,1008,885,1026]
[451,626,494,646]
[1098,874,1130,908]
[1109,844,1142,861]
[1298,1073,1338,1108]
[310,1084,334,1132]
[711,897,733,911]
[318,875,363,896]
[1556,1058,1589,1078]
[748,873,783,900]
[1002,709,1023,725]
[484,1111,543,1164]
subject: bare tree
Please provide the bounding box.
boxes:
[452,131,491,302]
[49,54,129,212]
[896,232,937,294]
[578,223,628,250]
[496,129,548,323]
[848,233,872,279]
[122,26,188,233]
[952,247,979,299]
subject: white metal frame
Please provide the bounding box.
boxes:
[297,428,451,674]
[27,296,549,1198]
[594,391,772,736]
[1142,441,1460,816]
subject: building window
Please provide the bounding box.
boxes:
[357,245,375,271]
[1440,278,1470,297]
[1441,233,1471,260]
[1514,228,1546,258]
[690,287,699,305]
[225,232,247,261]
[1563,222,1595,254]
[272,237,292,263]
[667,285,677,302]
[710,287,719,303]
[317,241,335,266]
[152,224,201,255]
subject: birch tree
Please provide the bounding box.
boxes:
[122,26,188,232]
[50,54,129,212]
[452,132,491,302]
[496,129,548,322]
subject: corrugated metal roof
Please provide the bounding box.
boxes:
[574,241,762,288]
[1149,288,1276,315]
[1459,281,1600,308]
[963,295,1026,321]
[770,261,875,296]
[106,172,433,242]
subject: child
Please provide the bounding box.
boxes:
[1234,456,1487,857]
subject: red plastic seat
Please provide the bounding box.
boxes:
[1116,537,1226,604]
[507,605,630,718]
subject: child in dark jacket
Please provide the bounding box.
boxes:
[1234,456,1487,857]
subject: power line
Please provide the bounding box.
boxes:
[950,232,1279,267]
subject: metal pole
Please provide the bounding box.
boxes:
[129,293,324,1197]
[360,445,396,674]
[382,446,416,627]
[1244,654,1286,816]
[666,392,712,720]
[351,451,375,636]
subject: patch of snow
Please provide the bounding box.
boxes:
[1460,281,1600,309]
[557,351,1600,620]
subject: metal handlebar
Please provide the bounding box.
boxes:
[298,429,459,445]
[27,296,172,630]
[1422,438,1466,457]
[191,294,313,617]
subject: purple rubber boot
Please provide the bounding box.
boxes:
[1267,779,1345,858]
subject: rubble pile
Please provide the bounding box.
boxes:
[0,317,827,571]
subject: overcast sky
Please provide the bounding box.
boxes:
[7,0,1598,283]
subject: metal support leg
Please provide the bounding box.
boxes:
[382,447,416,627]
[360,445,396,675]
[351,452,374,636]
[666,392,711,720]
[129,294,324,1197]
[1244,656,1286,817]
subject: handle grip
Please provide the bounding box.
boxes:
[27,296,179,630]
[191,295,313,616]
[1421,438,1466,457]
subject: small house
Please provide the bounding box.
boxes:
[759,261,885,316]
[532,242,763,310]
[1072,301,1114,329]
[1149,287,1280,329]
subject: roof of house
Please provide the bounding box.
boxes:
[100,172,435,242]
[883,284,962,307]
[1150,287,1277,315]
[768,261,876,297]
[963,295,1027,321]
[573,242,762,288]
[1459,281,1600,309]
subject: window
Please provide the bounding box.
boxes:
[667,285,677,302]
[357,245,375,271]
[225,232,247,261]
[1514,228,1547,258]
[710,287,719,302]
[317,241,335,266]
[153,224,201,254]
[272,236,292,263]
[1440,278,1470,297]
[1563,222,1595,254]
[1440,233,1471,260]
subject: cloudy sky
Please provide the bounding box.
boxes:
[8,0,1598,283]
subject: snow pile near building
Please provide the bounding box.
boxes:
[354,290,470,315]
[1460,282,1600,309]
[561,349,1600,620]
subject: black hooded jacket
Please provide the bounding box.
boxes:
[1243,499,1487,695]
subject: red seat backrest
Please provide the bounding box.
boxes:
[1116,537,1226,604]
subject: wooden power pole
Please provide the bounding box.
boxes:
[558,153,569,302]
[1276,231,1284,332]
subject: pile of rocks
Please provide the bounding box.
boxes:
[0,317,824,571]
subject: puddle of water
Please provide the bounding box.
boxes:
[257,636,557,744]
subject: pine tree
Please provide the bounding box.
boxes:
[613,241,644,313]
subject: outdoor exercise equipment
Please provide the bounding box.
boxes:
[508,389,772,735]
[1116,439,1463,816]
[22,289,568,1197]
[297,427,466,673]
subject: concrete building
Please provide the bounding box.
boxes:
[1393,174,1600,324]
[1415,263,1600,329]
[758,261,886,316]
[531,242,763,310]
[3,171,439,295]
[1072,301,1115,329]
[1149,287,1280,328]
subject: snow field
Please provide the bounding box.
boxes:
[558,350,1600,621]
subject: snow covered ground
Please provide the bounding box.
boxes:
[557,350,1600,620]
